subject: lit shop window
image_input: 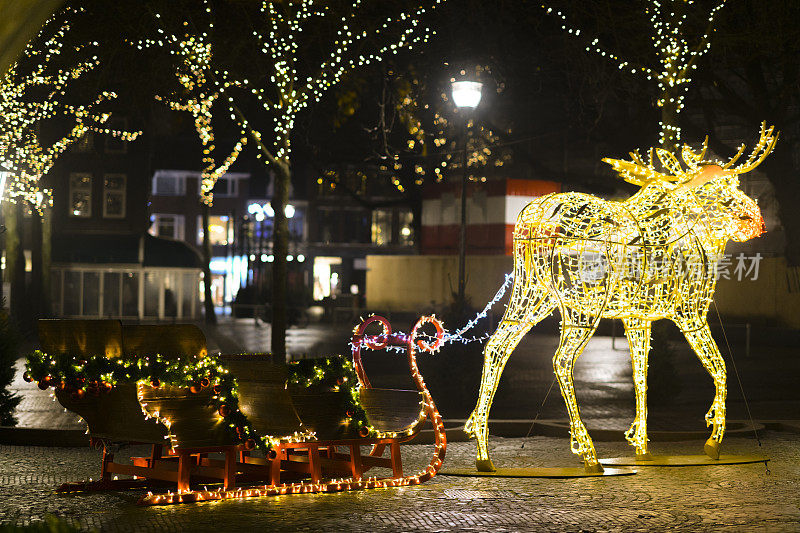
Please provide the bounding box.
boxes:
[197,215,233,245]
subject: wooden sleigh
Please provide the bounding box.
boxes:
[37,315,446,505]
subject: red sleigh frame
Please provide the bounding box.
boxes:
[41,316,446,505]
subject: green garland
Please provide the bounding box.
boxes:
[24,351,375,453]
[25,349,225,390]
[287,356,373,437]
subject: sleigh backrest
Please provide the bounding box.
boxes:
[38,319,168,444]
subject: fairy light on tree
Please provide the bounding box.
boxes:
[0,9,139,212]
[139,6,248,325]
[541,0,727,148]
[221,0,446,356]
[331,64,510,192]
[0,8,140,319]
[138,0,444,351]
[314,64,511,253]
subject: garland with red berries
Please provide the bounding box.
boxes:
[25,351,375,454]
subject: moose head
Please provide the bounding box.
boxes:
[604,122,777,244]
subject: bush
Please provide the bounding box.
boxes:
[0,304,21,426]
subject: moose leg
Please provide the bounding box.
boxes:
[677,319,727,459]
[623,318,652,459]
[553,322,602,471]
[465,252,554,471]
[465,319,532,471]
[466,298,554,471]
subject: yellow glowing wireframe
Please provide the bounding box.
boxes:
[465,123,778,472]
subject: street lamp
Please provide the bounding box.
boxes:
[451,81,483,108]
[451,80,482,305]
[0,171,7,304]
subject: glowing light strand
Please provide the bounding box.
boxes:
[541,0,727,147]
[138,2,247,206]
[0,7,141,212]
[237,0,445,165]
[465,125,776,471]
[347,273,514,358]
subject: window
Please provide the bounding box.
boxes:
[370,208,414,246]
[398,209,414,246]
[103,174,126,218]
[211,176,238,198]
[69,173,92,217]
[149,214,185,240]
[152,173,186,196]
[316,207,368,243]
[71,133,94,153]
[197,215,233,245]
[103,272,121,316]
[51,267,197,319]
[104,117,128,154]
[371,209,393,245]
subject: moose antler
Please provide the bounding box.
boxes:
[718,122,779,174]
[603,122,778,187]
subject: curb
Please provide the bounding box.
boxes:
[0,426,88,447]
[2,419,798,448]
[411,418,798,445]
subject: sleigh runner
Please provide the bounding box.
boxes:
[29,315,446,505]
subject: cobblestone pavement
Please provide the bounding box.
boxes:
[0,433,797,532]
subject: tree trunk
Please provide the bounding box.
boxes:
[271,163,290,358]
[41,207,51,316]
[5,202,25,323]
[29,207,42,318]
[660,87,681,149]
[201,202,217,325]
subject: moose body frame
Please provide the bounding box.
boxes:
[465,126,776,472]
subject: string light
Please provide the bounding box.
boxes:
[240,0,445,163]
[136,0,445,204]
[319,67,511,195]
[29,313,449,505]
[465,123,776,471]
[138,314,447,506]
[138,3,247,206]
[541,0,727,147]
[0,7,140,212]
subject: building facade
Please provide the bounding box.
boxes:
[306,165,416,302]
[46,126,202,320]
[148,169,254,308]
[421,178,561,255]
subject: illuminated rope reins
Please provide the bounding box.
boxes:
[350,272,516,353]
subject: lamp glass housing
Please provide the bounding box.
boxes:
[451,81,483,109]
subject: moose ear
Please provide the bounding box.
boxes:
[676,164,726,192]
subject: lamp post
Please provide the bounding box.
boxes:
[0,171,7,304]
[451,80,482,305]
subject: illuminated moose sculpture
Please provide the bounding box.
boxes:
[465,124,777,472]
